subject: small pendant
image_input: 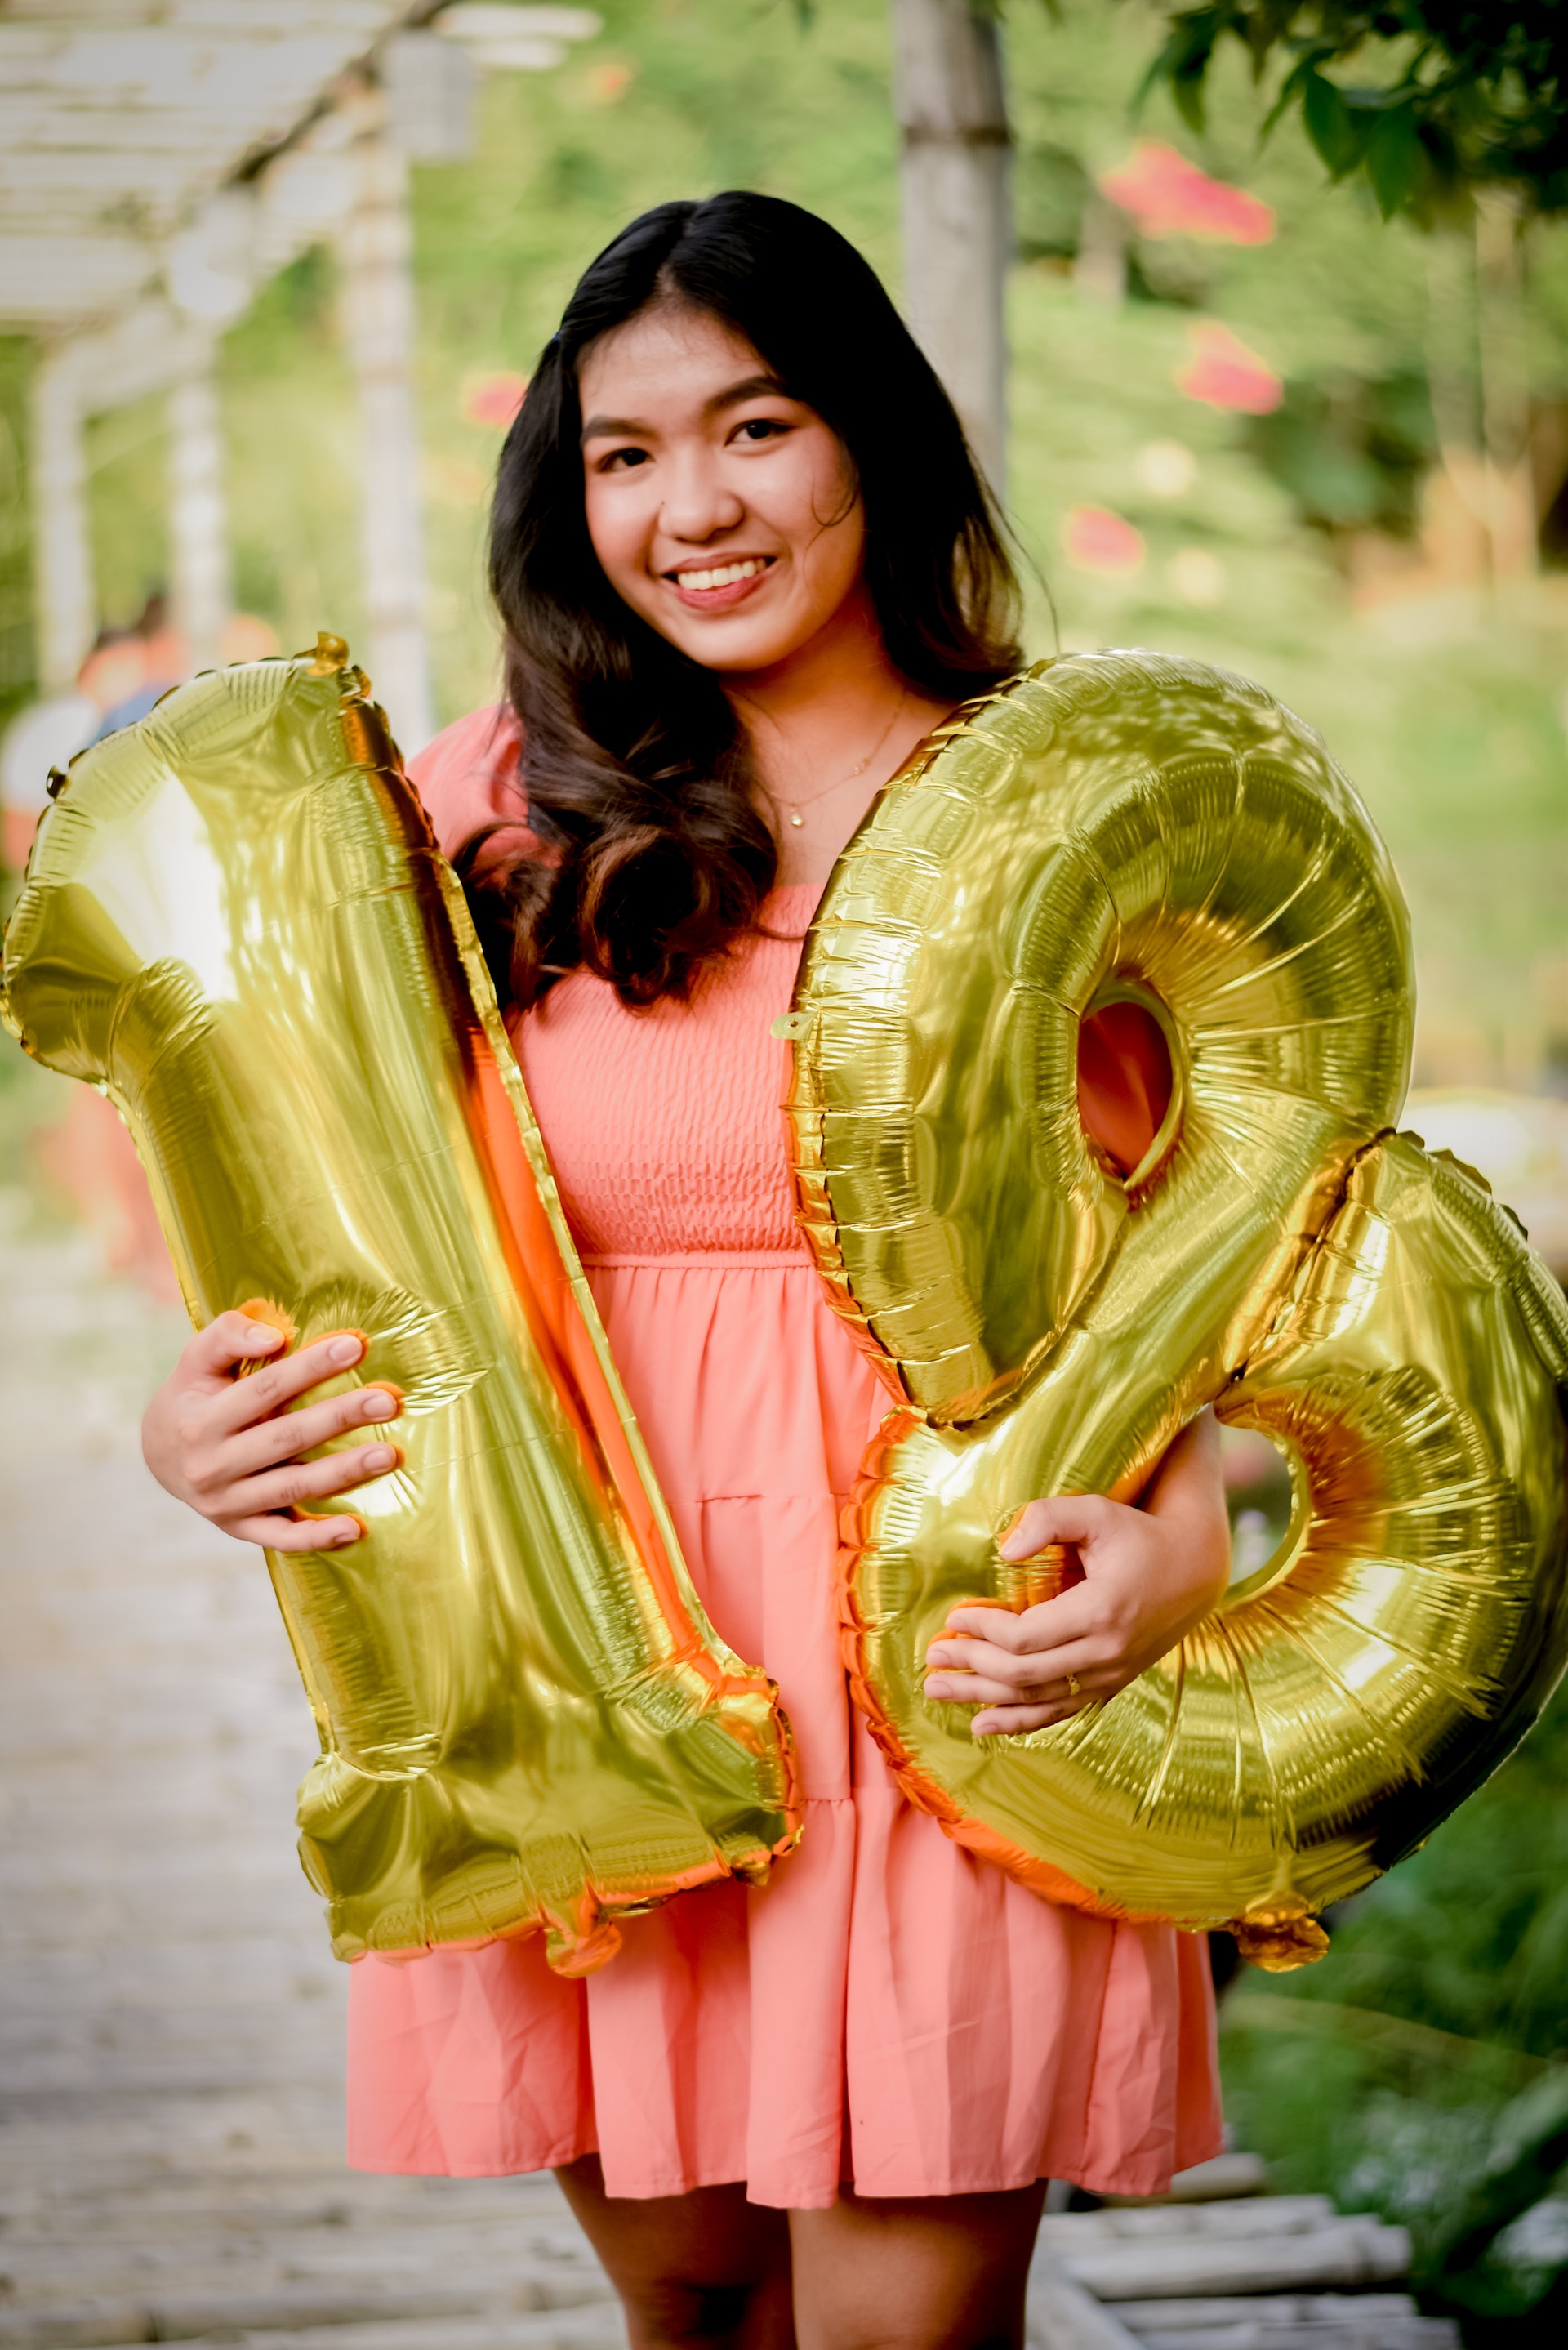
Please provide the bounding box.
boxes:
[789,809,804,827]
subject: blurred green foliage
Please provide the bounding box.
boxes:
[1139,6,1568,221]
[1246,366,1435,532]
[1222,1676,1568,2320]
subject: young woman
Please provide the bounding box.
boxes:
[143,194,1231,2350]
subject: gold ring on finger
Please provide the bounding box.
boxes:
[1066,1673,1080,1698]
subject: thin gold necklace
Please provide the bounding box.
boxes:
[764,690,907,829]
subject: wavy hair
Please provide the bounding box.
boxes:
[464,191,1022,1010]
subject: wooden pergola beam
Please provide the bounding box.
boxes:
[2,3,600,742]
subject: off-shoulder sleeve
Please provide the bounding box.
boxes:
[406,703,538,876]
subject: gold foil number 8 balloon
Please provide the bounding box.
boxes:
[784,653,1568,1968]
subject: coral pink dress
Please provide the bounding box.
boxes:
[345,708,1221,2210]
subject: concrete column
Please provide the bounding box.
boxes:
[168,352,234,672]
[28,343,96,693]
[890,0,1011,495]
[337,97,434,752]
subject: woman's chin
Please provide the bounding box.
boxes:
[657,610,810,676]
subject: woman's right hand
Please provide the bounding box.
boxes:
[141,1312,403,1551]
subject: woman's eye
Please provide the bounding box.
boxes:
[734,417,788,444]
[600,447,650,472]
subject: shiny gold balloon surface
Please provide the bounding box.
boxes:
[2,640,800,1971]
[784,653,1568,1966]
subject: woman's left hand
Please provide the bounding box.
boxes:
[923,1411,1232,1737]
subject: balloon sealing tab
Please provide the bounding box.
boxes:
[308,631,352,676]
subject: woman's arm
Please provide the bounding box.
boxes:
[922,1411,1231,1737]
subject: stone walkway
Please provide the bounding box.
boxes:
[0,1197,1454,2350]
[0,1196,623,2350]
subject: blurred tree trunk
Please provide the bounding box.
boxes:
[1423,230,1491,583]
[889,0,1010,493]
[1476,190,1538,579]
[1423,205,1539,590]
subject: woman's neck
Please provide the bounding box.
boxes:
[725,587,954,885]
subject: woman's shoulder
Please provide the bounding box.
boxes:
[407,702,534,869]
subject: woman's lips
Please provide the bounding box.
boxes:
[663,557,777,613]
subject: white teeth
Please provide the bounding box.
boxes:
[675,559,766,591]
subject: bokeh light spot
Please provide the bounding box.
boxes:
[462,372,528,430]
[1177,322,1283,414]
[1063,504,1146,576]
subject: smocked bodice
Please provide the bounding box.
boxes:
[510,887,817,1261]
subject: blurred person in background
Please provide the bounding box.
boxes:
[139,195,1231,2350]
[84,590,186,743]
[2,593,177,872]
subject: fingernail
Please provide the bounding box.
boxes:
[247,1326,284,1349]
[328,1523,360,1547]
[328,1335,362,1366]
[363,1444,398,1471]
[363,1391,395,1420]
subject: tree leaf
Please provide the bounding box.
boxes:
[1364,101,1423,217]
[1260,53,1311,140]
[1173,60,1209,133]
[1302,67,1368,179]
[1134,7,1222,132]
[1138,3,1568,221]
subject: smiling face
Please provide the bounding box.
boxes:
[578,304,871,680]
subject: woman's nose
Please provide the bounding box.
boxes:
[658,453,745,543]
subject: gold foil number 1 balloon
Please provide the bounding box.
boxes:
[1,640,800,1971]
[785,652,1568,1968]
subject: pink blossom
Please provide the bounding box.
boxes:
[1177,323,1283,415]
[1100,143,1275,245]
[1063,505,1146,576]
[462,372,528,430]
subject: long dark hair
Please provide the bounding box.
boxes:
[465,191,1022,1010]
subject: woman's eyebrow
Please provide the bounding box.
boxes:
[581,412,648,444]
[705,372,787,414]
[581,374,789,444]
